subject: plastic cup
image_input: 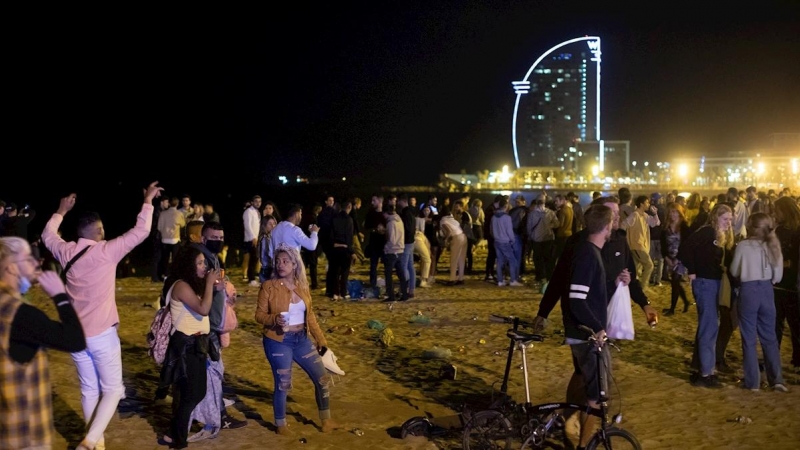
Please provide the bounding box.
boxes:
[280,312,290,332]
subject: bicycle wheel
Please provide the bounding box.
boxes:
[462,410,514,450]
[586,427,642,450]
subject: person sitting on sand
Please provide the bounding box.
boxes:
[255,244,338,435]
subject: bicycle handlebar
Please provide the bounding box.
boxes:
[577,324,621,351]
[489,314,536,329]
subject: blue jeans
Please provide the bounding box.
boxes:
[401,243,416,294]
[495,241,518,283]
[691,278,721,376]
[739,280,784,389]
[263,332,330,426]
[382,252,408,300]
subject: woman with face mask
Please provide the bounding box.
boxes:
[0,236,86,450]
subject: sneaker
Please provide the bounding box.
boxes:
[248,280,260,287]
[716,362,735,374]
[221,414,247,429]
[690,373,723,388]
[223,397,236,408]
[509,281,524,287]
[419,281,431,288]
[320,348,345,375]
[455,280,465,285]
[497,281,506,287]
[772,384,789,393]
[188,427,219,442]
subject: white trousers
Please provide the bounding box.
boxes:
[71,326,125,447]
[449,234,467,281]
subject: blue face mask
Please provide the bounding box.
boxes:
[19,276,32,295]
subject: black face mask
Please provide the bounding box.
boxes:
[204,240,224,254]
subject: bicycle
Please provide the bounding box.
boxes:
[462,315,641,450]
[521,325,641,450]
[463,314,575,450]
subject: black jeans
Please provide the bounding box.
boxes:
[302,248,319,289]
[328,247,352,297]
[170,348,207,448]
[531,240,555,281]
[775,288,800,367]
[484,237,496,278]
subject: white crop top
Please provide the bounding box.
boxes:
[287,295,306,326]
[169,281,210,336]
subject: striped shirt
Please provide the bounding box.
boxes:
[564,241,607,340]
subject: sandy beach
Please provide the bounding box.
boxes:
[34,247,799,450]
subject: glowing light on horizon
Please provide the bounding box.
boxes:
[498,165,512,183]
[678,164,688,177]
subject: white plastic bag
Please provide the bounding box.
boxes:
[606,282,635,340]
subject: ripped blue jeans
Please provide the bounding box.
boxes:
[263,331,330,426]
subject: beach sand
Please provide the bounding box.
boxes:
[34,247,799,450]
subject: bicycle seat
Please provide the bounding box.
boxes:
[507,330,544,343]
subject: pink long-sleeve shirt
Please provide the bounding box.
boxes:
[41,203,154,337]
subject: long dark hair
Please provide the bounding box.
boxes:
[162,246,206,303]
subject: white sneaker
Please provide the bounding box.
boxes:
[320,348,345,375]
[509,281,524,287]
[773,383,789,393]
[497,281,506,287]
[223,397,236,408]
[248,280,260,287]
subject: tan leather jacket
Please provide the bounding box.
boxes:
[254,279,327,347]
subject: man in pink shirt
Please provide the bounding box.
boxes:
[41,181,163,450]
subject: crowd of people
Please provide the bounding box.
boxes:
[1,183,799,449]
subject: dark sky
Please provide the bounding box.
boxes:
[4,3,800,197]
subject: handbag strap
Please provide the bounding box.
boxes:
[61,245,91,281]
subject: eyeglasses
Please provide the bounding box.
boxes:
[15,255,37,265]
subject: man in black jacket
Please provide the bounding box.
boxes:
[533,196,658,444]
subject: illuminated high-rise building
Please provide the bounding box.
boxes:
[512,37,601,170]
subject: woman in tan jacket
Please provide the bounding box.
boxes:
[255,243,337,435]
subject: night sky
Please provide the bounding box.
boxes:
[4,3,799,200]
